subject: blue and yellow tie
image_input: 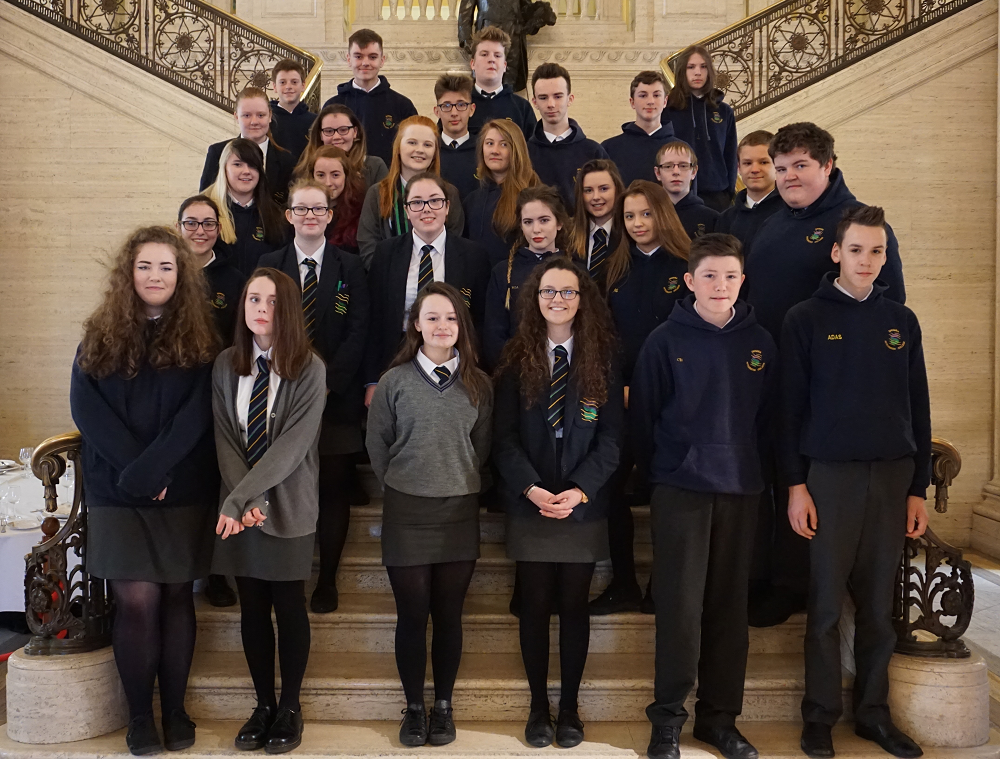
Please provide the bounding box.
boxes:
[302,258,318,339]
[434,365,451,385]
[590,228,608,277]
[417,245,434,292]
[548,345,568,431]
[246,355,270,467]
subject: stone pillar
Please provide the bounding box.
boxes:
[887,654,990,748]
[5,647,127,744]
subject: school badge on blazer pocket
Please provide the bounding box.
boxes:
[806,228,824,244]
[460,287,472,309]
[746,349,765,371]
[580,398,599,423]
[335,282,350,316]
[211,292,227,309]
[664,277,680,294]
[885,329,905,350]
[711,111,723,124]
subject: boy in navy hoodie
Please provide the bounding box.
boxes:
[601,70,676,187]
[269,59,316,165]
[716,130,785,256]
[322,29,417,166]
[782,205,928,759]
[655,141,719,239]
[527,62,609,212]
[434,73,480,200]
[466,26,537,139]
[632,234,774,759]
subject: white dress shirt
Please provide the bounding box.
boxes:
[294,241,325,288]
[404,229,448,330]
[415,347,460,381]
[587,219,614,269]
[442,132,471,148]
[833,277,873,302]
[476,84,502,97]
[236,342,281,446]
[745,188,775,209]
[544,127,573,143]
[547,335,574,439]
[254,137,269,162]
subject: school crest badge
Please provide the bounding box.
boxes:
[580,398,599,423]
[746,349,765,371]
[383,115,395,130]
[885,329,905,350]
[664,277,681,294]
[253,226,265,242]
[460,287,472,309]
[335,292,350,315]
[806,228,824,244]
[211,292,227,310]
[711,111,723,124]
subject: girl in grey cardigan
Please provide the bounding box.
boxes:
[366,282,493,748]
[212,267,326,755]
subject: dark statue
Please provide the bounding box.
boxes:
[458,0,557,92]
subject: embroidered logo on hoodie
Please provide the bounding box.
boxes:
[211,292,227,310]
[383,115,395,130]
[806,228,824,244]
[746,349,765,371]
[664,277,681,294]
[711,112,723,124]
[885,329,905,350]
[253,226,265,242]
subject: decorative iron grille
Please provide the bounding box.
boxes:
[5,0,322,113]
[662,0,984,118]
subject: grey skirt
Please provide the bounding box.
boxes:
[88,503,215,583]
[505,513,609,563]
[211,525,315,582]
[381,486,480,567]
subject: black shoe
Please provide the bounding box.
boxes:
[162,709,196,751]
[647,725,681,759]
[399,704,428,747]
[855,721,923,758]
[428,701,456,746]
[525,709,554,747]
[235,706,275,751]
[556,710,585,748]
[800,722,835,758]
[206,574,237,607]
[748,586,806,628]
[265,708,303,754]
[693,725,758,759]
[126,714,162,756]
[310,583,339,614]
[589,583,642,615]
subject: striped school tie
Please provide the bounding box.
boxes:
[590,228,608,277]
[417,245,434,291]
[246,355,270,467]
[302,258,318,339]
[548,345,568,431]
[434,365,451,385]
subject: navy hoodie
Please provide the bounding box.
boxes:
[664,90,738,194]
[323,76,418,167]
[745,168,906,341]
[607,245,689,384]
[601,121,676,187]
[439,133,480,200]
[630,297,775,495]
[483,247,557,369]
[780,273,930,497]
[269,100,316,165]
[674,192,719,240]
[464,180,513,267]
[716,188,786,257]
[469,84,537,140]
[204,255,247,348]
[527,119,609,212]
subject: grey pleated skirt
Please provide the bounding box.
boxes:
[381,486,480,567]
[88,503,216,583]
[211,525,315,581]
[505,513,610,563]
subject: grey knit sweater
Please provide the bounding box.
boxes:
[366,359,493,497]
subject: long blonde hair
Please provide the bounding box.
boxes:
[475,119,539,239]
[378,115,442,218]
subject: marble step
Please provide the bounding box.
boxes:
[181,651,834,723]
[3,720,996,759]
[195,594,806,655]
[328,543,652,595]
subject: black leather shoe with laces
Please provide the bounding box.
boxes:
[555,710,585,748]
[525,709,554,747]
[399,704,428,747]
[235,706,275,751]
[265,708,303,754]
[692,725,759,759]
[162,709,196,751]
[646,725,681,759]
[428,701,456,745]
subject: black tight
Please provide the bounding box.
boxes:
[516,562,595,713]
[110,579,197,719]
[316,454,354,588]
[386,560,477,705]
[234,577,310,711]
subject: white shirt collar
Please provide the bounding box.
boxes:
[230,194,254,208]
[416,347,460,379]
[694,301,736,327]
[352,78,379,92]
[413,228,447,257]
[295,240,325,267]
[201,252,217,268]
[442,132,471,147]
[745,188,775,209]
[475,84,502,96]
[589,219,613,237]
[833,277,873,302]
[543,127,573,143]
[251,339,274,370]
[547,335,574,365]
[639,245,660,258]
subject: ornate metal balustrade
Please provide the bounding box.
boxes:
[661,0,985,119]
[5,0,322,112]
[893,438,974,658]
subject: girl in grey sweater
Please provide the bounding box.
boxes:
[366,282,493,748]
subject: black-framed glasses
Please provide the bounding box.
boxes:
[437,102,471,112]
[538,288,579,300]
[180,219,219,231]
[321,125,356,137]
[404,197,448,212]
[657,162,693,171]
[290,205,330,216]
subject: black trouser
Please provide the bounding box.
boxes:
[698,190,735,213]
[316,453,354,588]
[751,440,810,594]
[606,414,641,591]
[802,458,913,727]
[647,485,758,729]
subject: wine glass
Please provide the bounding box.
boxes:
[6,485,21,518]
[19,447,34,477]
[0,485,9,533]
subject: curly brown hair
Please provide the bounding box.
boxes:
[77,226,219,379]
[496,257,615,408]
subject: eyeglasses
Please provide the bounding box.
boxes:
[538,288,579,300]
[180,219,219,231]
[321,126,356,137]
[437,102,471,112]
[404,198,448,211]
[657,162,693,171]
[290,205,330,216]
